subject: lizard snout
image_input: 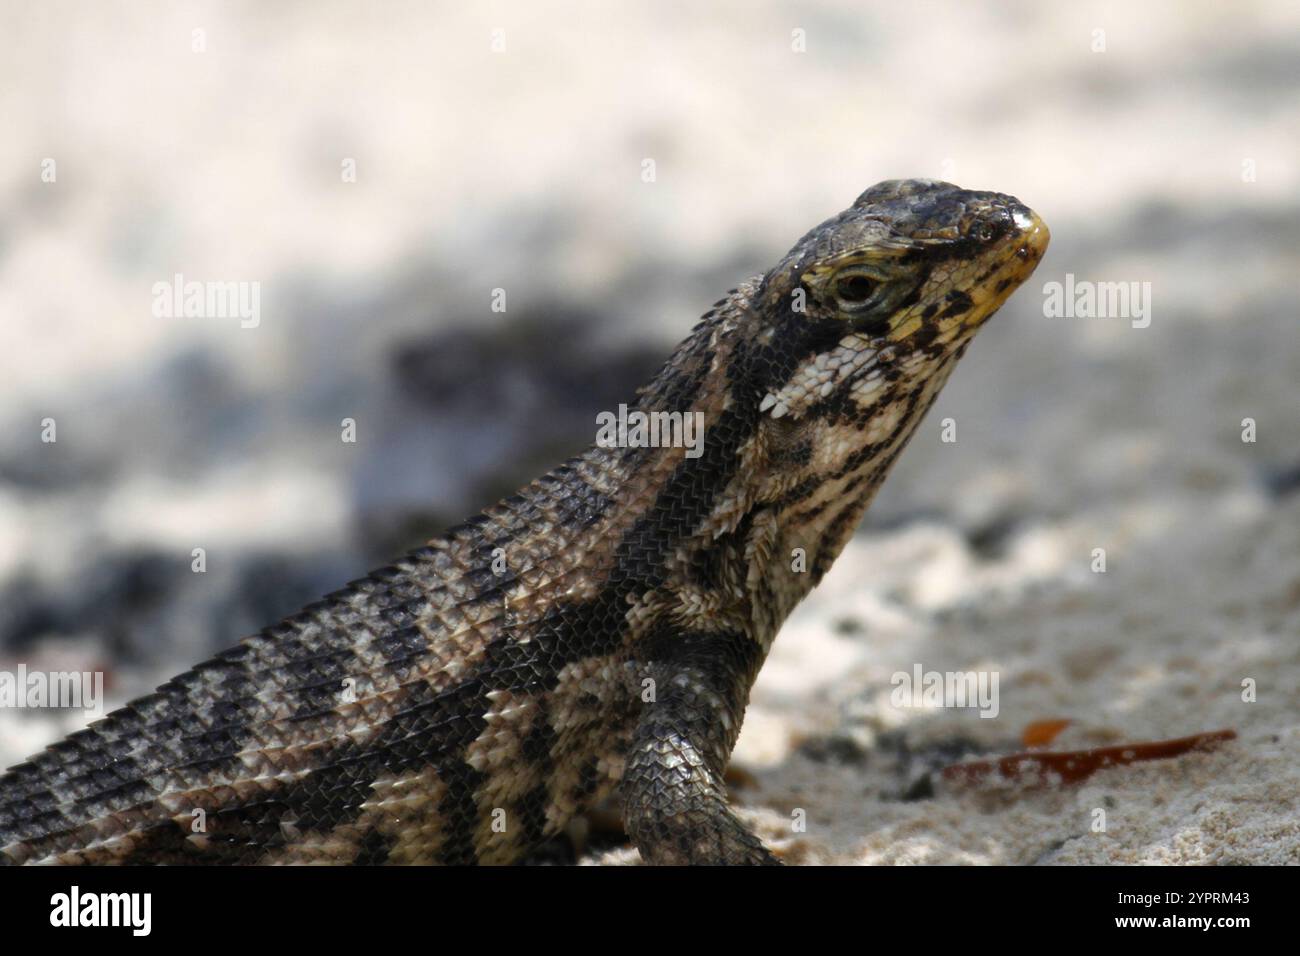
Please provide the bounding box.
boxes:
[1011,206,1050,262]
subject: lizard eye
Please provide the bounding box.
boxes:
[975,223,996,242]
[832,268,878,310]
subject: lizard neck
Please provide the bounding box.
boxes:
[593,284,960,655]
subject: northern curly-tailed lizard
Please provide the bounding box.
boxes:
[0,179,1048,865]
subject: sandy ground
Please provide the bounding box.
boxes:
[1,1,1298,864]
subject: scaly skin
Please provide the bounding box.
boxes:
[0,179,1048,865]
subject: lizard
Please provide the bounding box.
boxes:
[0,178,1049,865]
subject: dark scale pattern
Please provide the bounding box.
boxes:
[0,180,1048,865]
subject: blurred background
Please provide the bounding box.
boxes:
[1,1,1297,862]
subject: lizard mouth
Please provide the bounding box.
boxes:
[877,203,1050,353]
[1011,208,1051,269]
[988,204,1050,301]
[950,204,1050,337]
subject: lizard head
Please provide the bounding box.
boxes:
[750,178,1049,426]
[619,180,1049,620]
[724,179,1049,577]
